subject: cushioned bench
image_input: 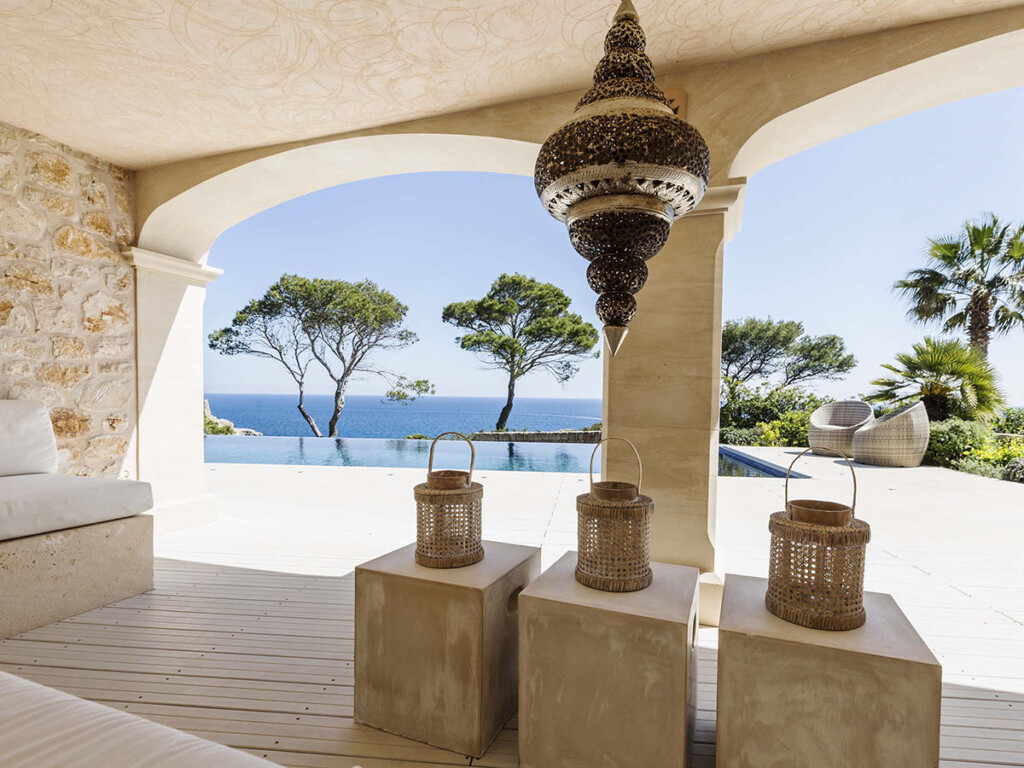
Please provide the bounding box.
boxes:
[0,671,276,767]
[0,472,153,541]
[0,400,155,637]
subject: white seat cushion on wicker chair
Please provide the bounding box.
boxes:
[808,400,875,457]
[0,671,276,767]
[852,401,930,468]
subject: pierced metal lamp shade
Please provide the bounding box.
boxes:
[534,0,710,354]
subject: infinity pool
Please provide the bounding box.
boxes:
[205,435,777,476]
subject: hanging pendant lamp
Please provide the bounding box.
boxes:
[534,0,711,355]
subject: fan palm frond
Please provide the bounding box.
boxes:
[866,337,1006,422]
[895,214,1024,355]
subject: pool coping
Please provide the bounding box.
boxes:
[718,445,809,479]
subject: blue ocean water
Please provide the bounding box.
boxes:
[205,393,602,439]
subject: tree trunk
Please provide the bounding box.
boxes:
[495,375,517,430]
[921,394,949,422]
[327,379,348,438]
[296,386,322,437]
[967,295,992,358]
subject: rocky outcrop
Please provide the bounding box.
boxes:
[203,400,262,436]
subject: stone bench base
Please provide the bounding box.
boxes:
[0,515,154,638]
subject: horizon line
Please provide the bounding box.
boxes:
[204,391,603,400]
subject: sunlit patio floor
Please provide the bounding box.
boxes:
[2,452,1023,767]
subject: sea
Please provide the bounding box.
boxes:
[204,393,769,475]
[205,393,602,438]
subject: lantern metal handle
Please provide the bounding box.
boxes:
[589,437,643,493]
[785,447,857,515]
[427,431,475,482]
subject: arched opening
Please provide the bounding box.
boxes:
[201,170,604,471]
[133,134,543,526]
[138,134,541,263]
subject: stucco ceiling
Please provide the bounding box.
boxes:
[0,0,1018,168]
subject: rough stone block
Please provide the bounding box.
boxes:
[355,541,541,757]
[519,552,700,768]
[717,574,941,768]
[0,515,154,638]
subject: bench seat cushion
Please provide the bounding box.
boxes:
[0,671,275,767]
[0,473,153,542]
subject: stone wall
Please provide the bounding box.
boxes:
[0,121,136,478]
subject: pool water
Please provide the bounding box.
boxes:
[205,435,775,477]
[718,452,771,477]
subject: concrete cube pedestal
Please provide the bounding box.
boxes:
[354,541,540,757]
[717,574,942,768]
[519,552,700,768]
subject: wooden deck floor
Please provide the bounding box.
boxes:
[1,460,1023,767]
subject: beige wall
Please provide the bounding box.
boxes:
[0,121,137,478]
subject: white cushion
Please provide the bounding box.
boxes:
[0,400,58,476]
[0,671,276,767]
[0,473,153,542]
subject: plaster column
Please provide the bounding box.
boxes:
[602,184,743,624]
[127,248,222,534]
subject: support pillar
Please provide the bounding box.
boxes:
[127,248,222,534]
[603,184,744,624]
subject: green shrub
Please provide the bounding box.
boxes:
[1003,458,1024,483]
[994,407,1024,435]
[757,409,812,448]
[404,433,431,440]
[954,456,1003,479]
[923,419,991,468]
[755,421,781,446]
[581,422,602,432]
[968,438,1024,467]
[720,381,830,430]
[203,416,234,435]
[720,426,760,446]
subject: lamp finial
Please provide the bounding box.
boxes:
[614,0,639,22]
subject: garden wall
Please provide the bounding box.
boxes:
[471,430,602,444]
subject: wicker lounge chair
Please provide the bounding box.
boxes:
[851,401,930,468]
[808,400,874,456]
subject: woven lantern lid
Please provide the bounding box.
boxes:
[784,448,856,527]
[416,432,483,494]
[580,437,653,508]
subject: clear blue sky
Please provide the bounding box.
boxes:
[205,86,1024,406]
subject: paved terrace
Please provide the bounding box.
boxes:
[1,450,1022,767]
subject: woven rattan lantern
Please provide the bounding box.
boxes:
[534,0,711,356]
[414,432,484,568]
[766,448,871,631]
[576,438,654,592]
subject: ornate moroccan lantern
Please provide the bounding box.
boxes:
[534,0,711,354]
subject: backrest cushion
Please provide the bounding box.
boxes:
[0,400,58,476]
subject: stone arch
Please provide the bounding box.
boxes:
[138,133,541,263]
[730,28,1024,179]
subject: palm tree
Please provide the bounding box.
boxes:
[895,214,1024,357]
[866,337,1006,422]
